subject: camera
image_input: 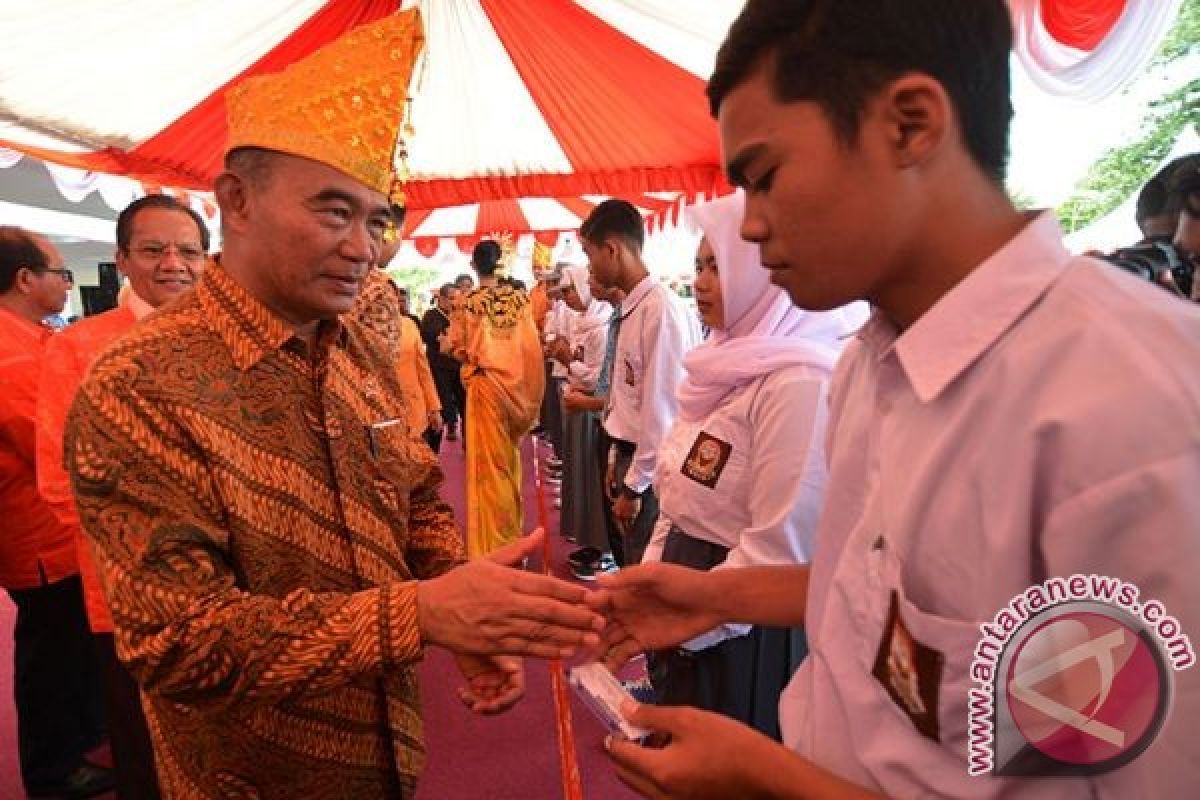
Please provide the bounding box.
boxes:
[1100,238,1194,298]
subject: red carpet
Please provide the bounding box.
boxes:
[0,437,637,799]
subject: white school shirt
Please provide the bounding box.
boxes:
[603,276,701,494]
[566,312,612,392]
[644,365,830,649]
[545,300,570,379]
[780,213,1200,797]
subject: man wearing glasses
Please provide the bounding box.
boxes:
[0,226,113,798]
[37,194,209,799]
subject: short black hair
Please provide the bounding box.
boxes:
[116,194,211,253]
[472,240,503,277]
[455,273,475,286]
[224,147,278,188]
[1164,153,1200,215]
[509,278,527,291]
[707,0,1015,184]
[580,199,645,252]
[439,282,457,299]
[1136,176,1170,234]
[0,226,48,294]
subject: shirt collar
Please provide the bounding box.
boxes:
[864,212,1070,403]
[196,262,342,371]
[0,306,51,344]
[619,275,656,319]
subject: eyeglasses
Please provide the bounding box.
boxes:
[129,242,206,263]
[35,267,74,285]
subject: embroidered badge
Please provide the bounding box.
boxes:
[871,590,945,742]
[624,356,637,387]
[680,431,732,489]
[573,345,585,362]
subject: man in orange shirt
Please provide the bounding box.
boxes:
[378,207,444,452]
[0,226,113,798]
[38,195,210,799]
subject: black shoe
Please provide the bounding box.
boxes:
[567,546,602,569]
[27,763,116,799]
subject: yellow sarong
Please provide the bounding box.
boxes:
[457,284,545,557]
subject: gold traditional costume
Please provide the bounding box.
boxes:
[458,282,545,556]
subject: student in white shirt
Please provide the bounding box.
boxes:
[554,266,615,573]
[589,1,1200,798]
[581,199,702,566]
[643,190,865,738]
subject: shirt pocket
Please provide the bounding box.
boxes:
[618,350,642,411]
[890,583,980,754]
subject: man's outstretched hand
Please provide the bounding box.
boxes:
[418,528,605,660]
[584,562,725,671]
[454,653,525,715]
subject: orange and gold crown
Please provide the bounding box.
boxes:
[225,9,424,195]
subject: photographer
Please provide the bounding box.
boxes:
[1169,159,1200,302]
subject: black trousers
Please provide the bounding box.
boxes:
[95,633,161,799]
[432,367,466,432]
[607,438,659,567]
[6,574,105,793]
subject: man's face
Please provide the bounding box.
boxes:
[225,153,391,326]
[29,236,70,315]
[582,237,619,289]
[438,288,458,312]
[117,208,206,308]
[456,276,474,292]
[718,67,909,311]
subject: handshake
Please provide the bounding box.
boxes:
[420,529,813,799]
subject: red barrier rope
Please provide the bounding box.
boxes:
[530,433,585,800]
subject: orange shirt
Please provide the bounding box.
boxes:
[530,281,552,333]
[37,304,137,631]
[0,307,78,590]
[397,316,440,434]
[65,265,463,797]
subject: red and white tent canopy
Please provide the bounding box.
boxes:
[0,0,742,207]
[0,0,1183,247]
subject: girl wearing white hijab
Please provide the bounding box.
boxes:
[643,191,868,738]
[553,265,615,573]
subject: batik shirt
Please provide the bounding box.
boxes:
[66,264,463,799]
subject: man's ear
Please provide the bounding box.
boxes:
[214,171,251,234]
[877,73,950,171]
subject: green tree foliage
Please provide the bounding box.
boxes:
[1056,0,1200,234]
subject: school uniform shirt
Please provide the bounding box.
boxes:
[645,365,829,650]
[0,307,78,590]
[603,276,701,494]
[566,311,612,392]
[780,213,1200,797]
[545,300,571,380]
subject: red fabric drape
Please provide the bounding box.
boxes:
[475,198,529,235]
[1040,0,1127,51]
[413,238,440,258]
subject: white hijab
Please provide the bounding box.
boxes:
[676,191,868,423]
[560,265,612,334]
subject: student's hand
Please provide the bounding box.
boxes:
[585,562,724,670]
[612,492,641,532]
[418,529,605,659]
[454,653,524,715]
[562,388,588,414]
[604,703,774,799]
[606,702,884,800]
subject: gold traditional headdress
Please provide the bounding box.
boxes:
[225,10,424,195]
